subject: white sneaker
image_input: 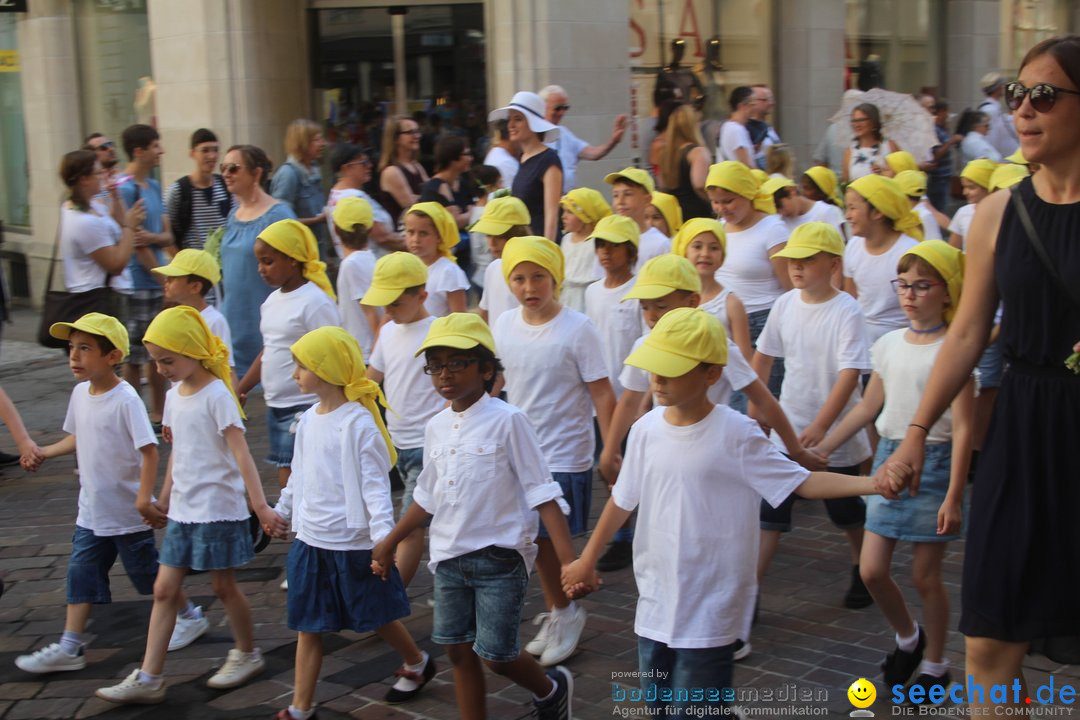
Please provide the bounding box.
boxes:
[525,612,552,656]
[280,578,288,591]
[539,606,587,666]
[733,639,752,661]
[168,610,209,651]
[95,669,166,704]
[15,642,86,673]
[207,648,265,689]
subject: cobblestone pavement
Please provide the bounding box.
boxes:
[0,308,1076,719]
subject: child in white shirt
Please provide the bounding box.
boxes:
[373,313,575,720]
[472,195,531,325]
[331,196,380,360]
[96,307,288,705]
[559,187,609,312]
[17,314,205,675]
[645,191,682,239]
[362,252,446,586]
[584,214,641,400]
[947,159,995,250]
[236,219,341,490]
[493,236,616,668]
[563,307,882,717]
[753,223,874,610]
[273,327,433,719]
[403,202,469,317]
[605,167,671,270]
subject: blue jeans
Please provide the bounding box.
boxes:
[636,636,734,716]
[729,307,784,413]
[67,526,158,604]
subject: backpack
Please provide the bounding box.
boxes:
[172,174,232,249]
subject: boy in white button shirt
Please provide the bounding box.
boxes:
[604,167,671,270]
[373,313,575,720]
[562,307,884,717]
[16,314,207,675]
[471,195,530,325]
[363,252,446,586]
[752,223,874,610]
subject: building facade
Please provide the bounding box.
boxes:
[2,0,1075,306]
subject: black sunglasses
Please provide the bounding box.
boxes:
[96,141,115,150]
[1005,81,1080,112]
[554,104,571,112]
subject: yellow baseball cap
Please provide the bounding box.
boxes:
[332,195,374,231]
[885,151,919,175]
[773,221,845,259]
[604,167,656,195]
[895,170,928,198]
[50,312,130,359]
[414,312,496,356]
[989,163,1029,191]
[588,214,640,247]
[560,188,612,225]
[650,191,683,233]
[469,195,531,236]
[622,254,702,300]
[361,251,429,306]
[152,248,221,285]
[625,307,728,376]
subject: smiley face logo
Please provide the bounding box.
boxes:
[848,678,877,709]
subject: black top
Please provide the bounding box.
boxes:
[420,177,476,214]
[672,144,713,220]
[381,162,426,227]
[512,148,562,237]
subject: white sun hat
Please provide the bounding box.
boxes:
[488,91,560,141]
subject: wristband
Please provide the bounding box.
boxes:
[908,423,930,434]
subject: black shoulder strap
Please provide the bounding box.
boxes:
[1010,185,1080,310]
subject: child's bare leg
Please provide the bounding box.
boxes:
[142,565,187,675]
[912,543,948,662]
[292,632,322,711]
[485,652,555,698]
[859,533,913,633]
[374,620,424,665]
[843,526,865,563]
[757,529,782,583]
[148,363,166,423]
[534,539,569,610]
[211,569,253,651]
[446,643,487,720]
[395,528,426,587]
[64,603,92,635]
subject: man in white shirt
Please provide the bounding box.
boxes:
[539,85,628,191]
[717,86,758,166]
[977,72,1019,159]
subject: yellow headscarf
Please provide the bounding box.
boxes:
[407,202,459,261]
[902,240,964,324]
[885,151,919,175]
[803,166,843,207]
[560,188,612,225]
[502,236,565,291]
[848,175,924,242]
[258,219,336,300]
[290,326,397,466]
[143,306,243,417]
[650,191,683,233]
[988,163,1030,192]
[705,161,775,214]
[750,168,769,186]
[960,158,997,191]
[671,217,727,258]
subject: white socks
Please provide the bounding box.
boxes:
[896,625,920,652]
[390,651,429,692]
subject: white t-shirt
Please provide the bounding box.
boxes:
[325,187,395,259]
[478,258,519,324]
[423,256,470,318]
[60,200,133,293]
[637,226,671,272]
[64,380,157,536]
[620,333,756,408]
[200,305,235,368]
[781,201,846,239]
[337,250,378,360]
[699,287,732,338]
[259,282,342,408]
[756,289,872,466]
[162,379,249,524]
[584,276,643,399]
[717,120,753,164]
[843,234,919,343]
[949,203,976,249]
[561,235,601,314]
[483,146,519,189]
[276,403,394,550]
[414,394,566,573]
[493,306,609,472]
[872,329,953,443]
[549,124,589,191]
[715,214,789,314]
[368,316,444,450]
[915,202,943,241]
[613,404,808,648]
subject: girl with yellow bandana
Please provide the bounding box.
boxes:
[948,159,996,250]
[236,219,342,491]
[96,306,289,706]
[271,327,434,718]
[403,202,469,317]
[559,187,610,312]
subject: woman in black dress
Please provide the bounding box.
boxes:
[880,36,1080,708]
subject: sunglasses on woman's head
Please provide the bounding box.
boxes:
[1005,81,1080,112]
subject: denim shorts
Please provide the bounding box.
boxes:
[125,289,163,365]
[866,438,963,542]
[432,546,528,662]
[159,519,253,571]
[636,636,734,717]
[67,526,158,604]
[265,404,311,467]
[395,446,431,528]
[538,470,591,539]
[760,463,866,532]
[975,336,1004,392]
